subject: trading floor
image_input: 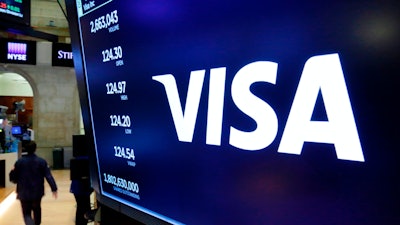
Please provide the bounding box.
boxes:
[0,169,95,225]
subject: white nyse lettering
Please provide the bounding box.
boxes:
[152,71,205,142]
[278,54,364,162]
[230,61,279,150]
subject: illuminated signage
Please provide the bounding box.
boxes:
[153,54,364,162]
[7,42,27,61]
[0,38,36,65]
[58,50,73,60]
[0,0,30,25]
[52,43,74,67]
[77,0,112,16]
[67,0,400,224]
[0,1,23,18]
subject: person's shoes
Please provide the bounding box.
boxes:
[84,209,97,222]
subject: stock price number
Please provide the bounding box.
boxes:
[102,46,123,62]
[103,173,140,194]
[110,115,131,127]
[90,10,118,33]
[114,145,135,160]
[106,81,126,94]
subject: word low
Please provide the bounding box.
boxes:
[152,54,364,162]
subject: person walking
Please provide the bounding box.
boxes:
[70,177,93,225]
[11,140,58,225]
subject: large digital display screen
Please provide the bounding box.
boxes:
[66,0,400,224]
[0,0,30,26]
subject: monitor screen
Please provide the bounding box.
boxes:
[11,125,21,135]
[0,0,31,26]
[66,0,400,224]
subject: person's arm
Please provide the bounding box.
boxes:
[43,162,58,199]
[10,161,17,183]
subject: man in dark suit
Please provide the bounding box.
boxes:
[12,141,58,225]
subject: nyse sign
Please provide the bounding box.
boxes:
[7,42,27,61]
[153,53,365,162]
[0,39,36,65]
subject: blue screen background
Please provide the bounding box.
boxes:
[75,0,399,224]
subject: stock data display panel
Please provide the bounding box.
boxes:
[69,0,399,224]
[0,0,30,26]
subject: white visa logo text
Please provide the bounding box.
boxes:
[152,54,365,162]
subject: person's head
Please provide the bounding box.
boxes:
[25,141,37,154]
